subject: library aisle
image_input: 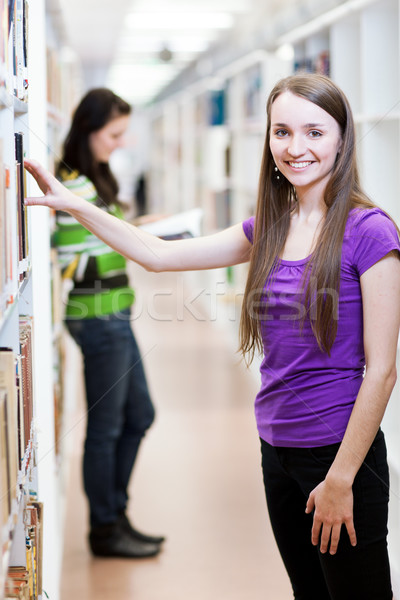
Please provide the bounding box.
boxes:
[59,264,292,600]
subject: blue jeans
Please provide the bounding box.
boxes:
[260,429,392,600]
[66,309,155,528]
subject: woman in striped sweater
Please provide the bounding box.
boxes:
[55,88,164,558]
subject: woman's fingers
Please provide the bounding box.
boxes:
[25,196,47,207]
[345,518,357,548]
[24,158,56,194]
[311,516,322,547]
[24,158,77,211]
[307,480,357,555]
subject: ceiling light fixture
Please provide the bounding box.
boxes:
[125,11,234,30]
[158,44,173,62]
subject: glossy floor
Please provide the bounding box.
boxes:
[60,267,292,600]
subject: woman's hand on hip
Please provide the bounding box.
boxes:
[305,476,357,555]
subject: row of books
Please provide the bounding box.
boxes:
[294,50,330,76]
[0,131,29,320]
[4,502,43,600]
[0,316,34,532]
[0,0,28,100]
[192,63,265,128]
[243,63,263,121]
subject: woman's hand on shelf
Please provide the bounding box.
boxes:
[24,159,80,212]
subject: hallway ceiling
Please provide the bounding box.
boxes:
[55,0,344,107]
[56,0,257,106]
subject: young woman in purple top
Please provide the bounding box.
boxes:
[25,73,400,599]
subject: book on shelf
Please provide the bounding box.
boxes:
[315,50,330,77]
[22,0,27,93]
[294,50,330,76]
[0,387,10,526]
[4,502,43,599]
[50,248,64,458]
[0,139,4,307]
[0,141,15,313]
[0,320,35,510]
[243,63,262,120]
[15,131,28,281]
[10,0,16,96]
[7,0,12,32]
[10,0,27,100]
[0,0,8,84]
[0,349,19,526]
[15,353,24,465]
[0,328,33,492]
[52,335,64,458]
[19,316,33,452]
[25,502,43,597]
[0,0,28,98]
[5,566,29,600]
[214,189,232,230]
[225,141,231,178]
[208,89,226,126]
[0,155,16,314]
[4,165,14,290]
[5,0,13,94]
[15,162,24,280]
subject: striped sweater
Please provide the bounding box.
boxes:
[53,170,135,319]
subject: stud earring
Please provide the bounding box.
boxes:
[272,165,284,188]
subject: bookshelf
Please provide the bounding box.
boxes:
[0,0,76,597]
[0,0,45,595]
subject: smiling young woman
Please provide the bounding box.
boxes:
[269,91,343,203]
[25,73,400,599]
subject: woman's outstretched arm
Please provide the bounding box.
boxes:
[25,159,252,272]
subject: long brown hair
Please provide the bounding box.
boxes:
[239,73,377,363]
[57,88,131,207]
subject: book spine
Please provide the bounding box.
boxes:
[14,132,27,280]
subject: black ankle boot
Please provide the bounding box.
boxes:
[89,522,160,558]
[117,511,166,545]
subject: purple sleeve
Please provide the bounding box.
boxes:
[242,216,255,244]
[352,209,400,276]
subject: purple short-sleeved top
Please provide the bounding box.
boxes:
[242,208,400,448]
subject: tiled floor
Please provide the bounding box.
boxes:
[60,266,292,600]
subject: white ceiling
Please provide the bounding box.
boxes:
[56,0,257,106]
[53,0,341,107]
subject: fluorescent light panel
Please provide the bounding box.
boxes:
[109,0,256,105]
[125,11,234,30]
[108,63,180,80]
[128,0,252,11]
[107,63,182,102]
[114,55,199,65]
[117,36,211,53]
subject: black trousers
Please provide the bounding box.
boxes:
[260,429,392,600]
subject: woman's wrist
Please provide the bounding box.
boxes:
[66,189,91,215]
[325,465,355,489]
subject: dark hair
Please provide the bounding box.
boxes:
[239,73,379,363]
[57,88,131,207]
